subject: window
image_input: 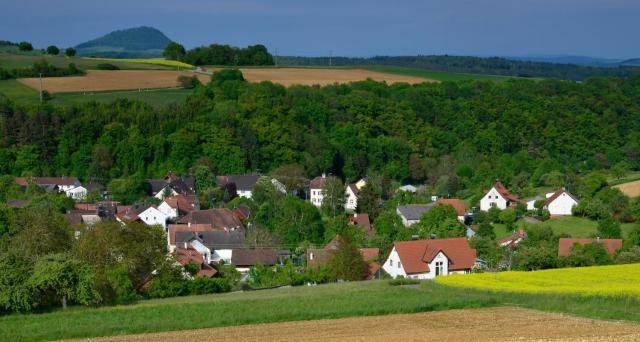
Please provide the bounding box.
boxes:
[309,252,314,260]
[397,262,401,269]
[390,259,393,266]
[435,261,444,276]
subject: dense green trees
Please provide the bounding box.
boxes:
[64,47,76,57]
[414,205,465,238]
[18,41,33,51]
[184,44,274,66]
[163,41,186,61]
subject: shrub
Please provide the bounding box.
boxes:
[389,277,420,286]
[18,41,33,51]
[177,75,201,89]
[95,63,120,70]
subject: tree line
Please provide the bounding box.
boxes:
[163,42,274,66]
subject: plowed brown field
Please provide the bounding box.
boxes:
[69,307,640,341]
[614,180,640,198]
[18,68,433,94]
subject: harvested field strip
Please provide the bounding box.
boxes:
[614,179,640,198]
[82,57,195,69]
[71,307,640,342]
[436,264,640,297]
[17,70,210,93]
[209,67,435,86]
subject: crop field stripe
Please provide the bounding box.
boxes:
[82,57,194,69]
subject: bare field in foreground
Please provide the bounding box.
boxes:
[210,67,434,86]
[614,180,640,198]
[17,70,210,93]
[72,307,640,342]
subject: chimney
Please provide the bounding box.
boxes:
[183,242,188,249]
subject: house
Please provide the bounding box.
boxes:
[348,213,374,238]
[85,181,106,198]
[359,247,381,279]
[382,238,476,279]
[480,182,521,211]
[558,238,623,257]
[497,230,527,248]
[117,204,167,230]
[435,198,466,223]
[345,184,360,211]
[175,230,245,264]
[231,249,280,273]
[216,174,260,199]
[167,223,215,252]
[233,204,252,221]
[524,195,544,211]
[543,188,579,216]
[64,211,101,227]
[177,208,244,231]
[174,244,217,278]
[157,194,198,220]
[64,185,88,201]
[398,185,417,193]
[396,204,434,227]
[309,174,328,207]
[306,236,380,279]
[145,172,195,200]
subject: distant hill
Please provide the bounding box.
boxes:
[505,55,622,67]
[621,58,640,67]
[75,26,171,58]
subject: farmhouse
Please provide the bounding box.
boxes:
[117,204,168,230]
[480,182,521,211]
[216,174,260,199]
[15,176,86,199]
[396,204,434,227]
[309,174,327,207]
[558,238,623,257]
[435,198,466,223]
[231,249,280,273]
[145,172,195,200]
[382,238,476,279]
[157,194,198,220]
[175,230,245,264]
[543,188,579,216]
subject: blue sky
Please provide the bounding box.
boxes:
[1,0,638,58]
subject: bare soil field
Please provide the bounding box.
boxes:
[211,67,434,86]
[614,180,640,198]
[71,307,640,341]
[17,70,210,93]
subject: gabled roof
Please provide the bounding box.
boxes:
[176,230,245,250]
[145,172,195,196]
[544,188,579,206]
[435,199,466,216]
[309,175,327,189]
[349,213,372,232]
[162,194,198,214]
[216,175,260,192]
[347,183,360,197]
[174,245,217,278]
[396,204,435,221]
[393,238,476,274]
[492,182,520,202]
[231,249,279,266]
[558,238,622,257]
[168,223,213,246]
[233,204,251,220]
[177,208,244,231]
[15,176,80,187]
[497,230,527,247]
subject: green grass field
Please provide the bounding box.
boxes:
[0,52,176,70]
[494,216,637,239]
[1,280,639,341]
[361,65,527,82]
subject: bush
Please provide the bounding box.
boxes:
[18,42,33,51]
[211,68,244,84]
[95,63,120,70]
[177,75,201,89]
[487,207,501,222]
[46,45,59,55]
[389,277,420,286]
[65,47,76,57]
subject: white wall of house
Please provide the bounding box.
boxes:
[345,186,358,211]
[480,187,508,211]
[65,186,87,200]
[382,247,407,279]
[139,207,167,230]
[212,249,233,264]
[154,186,178,200]
[236,190,253,198]
[526,200,537,211]
[428,252,449,279]
[546,192,578,216]
[158,201,178,220]
[190,240,212,264]
[310,188,324,207]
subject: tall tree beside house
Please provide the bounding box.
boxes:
[11,203,72,258]
[256,196,324,245]
[356,183,381,220]
[321,176,346,218]
[414,204,465,238]
[596,217,622,239]
[252,176,284,206]
[476,221,496,240]
[326,235,368,281]
[270,164,307,194]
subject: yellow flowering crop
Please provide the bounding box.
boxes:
[83,57,194,69]
[435,264,640,297]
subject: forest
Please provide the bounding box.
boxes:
[278,55,640,80]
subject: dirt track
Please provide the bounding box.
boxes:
[71,307,640,341]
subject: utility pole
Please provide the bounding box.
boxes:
[329,50,332,67]
[39,73,43,102]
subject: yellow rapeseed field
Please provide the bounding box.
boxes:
[82,57,194,69]
[435,264,640,297]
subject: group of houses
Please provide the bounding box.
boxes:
[309,173,367,211]
[479,181,579,217]
[14,176,105,201]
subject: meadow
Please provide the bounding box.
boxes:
[435,263,640,297]
[494,216,637,239]
[0,52,177,70]
[83,57,195,69]
[1,279,639,341]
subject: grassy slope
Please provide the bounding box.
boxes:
[1,280,639,341]
[0,52,175,70]
[361,65,525,82]
[494,216,637,239]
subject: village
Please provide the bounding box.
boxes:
[8,170,629,285]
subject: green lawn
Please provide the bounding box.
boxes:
[0,79,39,102]
[361,65,531,82]
[1,280,639,341]
[0,52,176,70]
[492,216,638,239]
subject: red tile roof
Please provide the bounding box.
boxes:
[349,213,373,236]
[168,224,213,246]
[544,188,578,206]
[310,175,327,189]
[174,245,217,278]
[496,230,526,247]
[493,182,520,202]
[558,238,623,257]
[393,238,476,274]
[435,199,466,216]
[359,248,379,262]
[162,194,197,213]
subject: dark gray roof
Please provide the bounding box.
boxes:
[145,177,195,196]
[396,204,435,221]
[217,175,260,192]
[175,231,245,250]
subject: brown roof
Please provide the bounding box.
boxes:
[15,176,79,186]
[177,208,244,231]
[493,182,520,202]
[231,249,279,267]
[162,194,197,213]
[496,230,527,247]
[359,248,379,262]
[393,238,476,274]
[349,213,372,232]
[168,224,213,245]
[310,175,327,189]
[174,245,217,278]
[435,199,466,216]
[558,238,623,257]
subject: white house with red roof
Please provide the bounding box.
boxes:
[543,188,579,216]
[382,238,476,279]
[309,173,327,207]
[480,182,520,211]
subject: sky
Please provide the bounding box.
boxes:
[1,0,639,59]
